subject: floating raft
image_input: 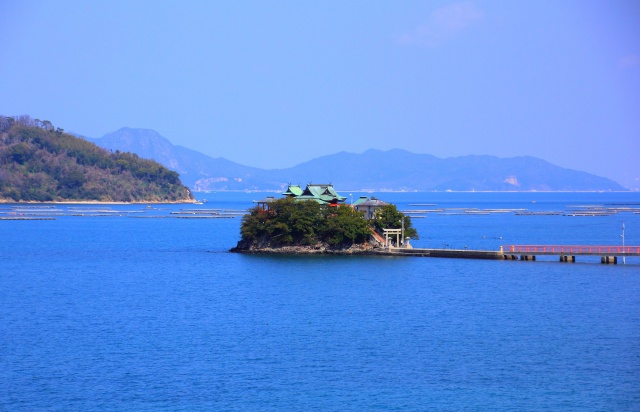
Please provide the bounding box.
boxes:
[173,215,235,219]
[0,217,56,221]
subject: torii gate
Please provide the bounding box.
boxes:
[383,228,403,248]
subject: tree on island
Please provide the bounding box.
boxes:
[239,197,371,248]
[372,204,419,240]
[236,196,417,250]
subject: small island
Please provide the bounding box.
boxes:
[0,115,194,203]
[230,184,417,254]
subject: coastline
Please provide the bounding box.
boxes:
[0,199,198,204]
[194,189,635,194]
[230,243,381,255]
[229,244,507,260]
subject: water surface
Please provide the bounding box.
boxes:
[1,192,639,410]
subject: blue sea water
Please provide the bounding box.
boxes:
[1,192,639,410]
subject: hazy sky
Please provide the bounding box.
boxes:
[1,1,639,188]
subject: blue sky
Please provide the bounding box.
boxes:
[1,1,639,188]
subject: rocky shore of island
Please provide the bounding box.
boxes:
[230,240,384,255]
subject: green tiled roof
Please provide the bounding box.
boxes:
[282,184,304,197]
[284,183,346,205]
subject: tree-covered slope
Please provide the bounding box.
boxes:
[0,116,194,202]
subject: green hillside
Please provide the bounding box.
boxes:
[0,115,194,202]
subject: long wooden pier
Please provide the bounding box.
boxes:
[501,245,640,264]
[384,245,640,264]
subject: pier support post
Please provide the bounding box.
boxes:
[521,255,536,261]
[601,256,617,264]
[560,255,575,263]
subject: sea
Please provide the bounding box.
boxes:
[1,192,639,411]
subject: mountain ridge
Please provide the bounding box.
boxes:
[86,128,626,192]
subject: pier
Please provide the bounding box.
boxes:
[384,247,503,260]
[502,245,640,264]
[384,245,640,264]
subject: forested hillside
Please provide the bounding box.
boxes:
[0,116,194,202]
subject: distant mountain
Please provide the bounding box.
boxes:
[278,149,624,191]
[88,128,282,190]
[88,128,625,192]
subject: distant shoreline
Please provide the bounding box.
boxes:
[0,200,198,205]
[194,190,635,194]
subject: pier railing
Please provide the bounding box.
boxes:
[503,245,640,255]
